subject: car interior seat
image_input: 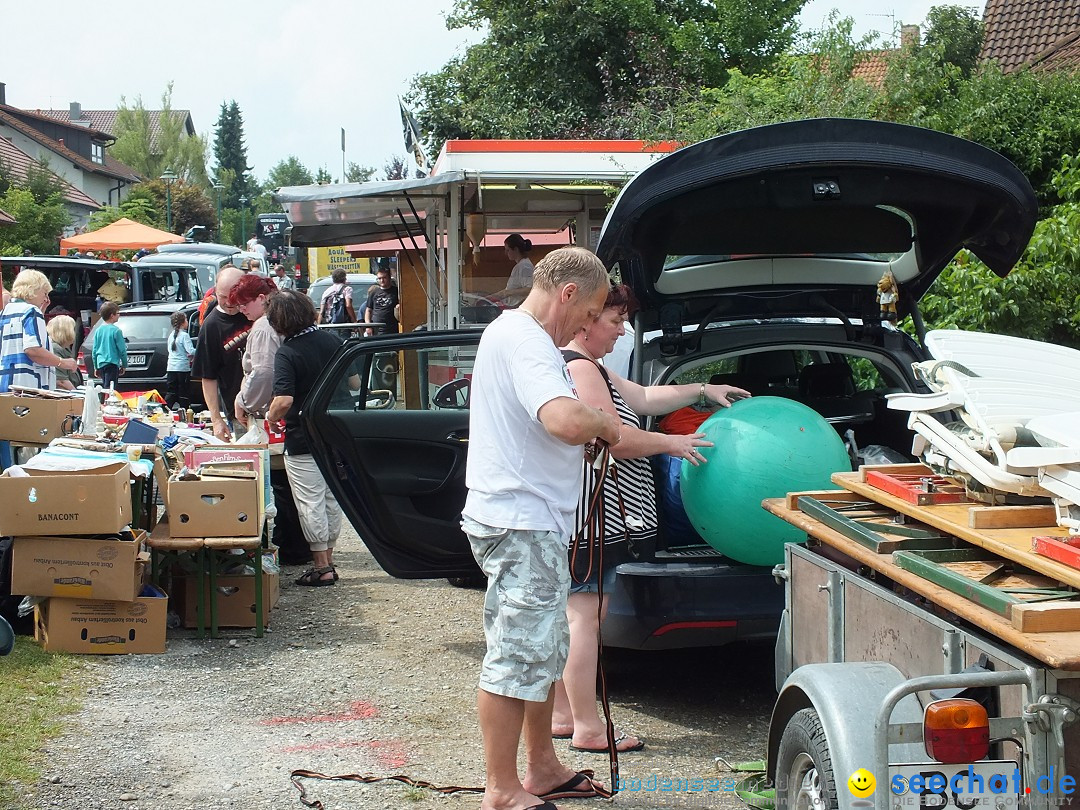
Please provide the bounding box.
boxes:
[740,350,799,396]
[798,362,875,423]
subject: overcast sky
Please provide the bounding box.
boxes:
[2,0,953,184]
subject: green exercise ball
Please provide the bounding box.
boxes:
[680,396,851,566]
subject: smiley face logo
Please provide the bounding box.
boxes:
[848,769,876,798]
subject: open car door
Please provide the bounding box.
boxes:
[302,330,482,579]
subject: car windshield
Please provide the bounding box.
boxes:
[117,314,176,341]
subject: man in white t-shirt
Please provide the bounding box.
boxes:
[462,246,621,810]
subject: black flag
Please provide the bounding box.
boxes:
[399,98,429,177]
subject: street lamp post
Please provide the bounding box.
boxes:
[239,195,248,247]
[212,180,223,240]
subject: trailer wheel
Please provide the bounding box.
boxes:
[776,708,838,810]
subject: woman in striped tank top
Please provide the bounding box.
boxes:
[551,284,751,754]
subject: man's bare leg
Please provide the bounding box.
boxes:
[522,686,600,798]
[477,689,552,810]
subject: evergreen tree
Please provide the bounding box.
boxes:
[213,100,253,207]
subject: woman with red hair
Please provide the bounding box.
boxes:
[230,273,280,423]
[229,273,314,567]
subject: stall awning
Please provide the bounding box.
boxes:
[273,171,468,248]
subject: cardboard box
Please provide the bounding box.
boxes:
[12,532,148,601]
[184,445,271,513]
[179,570,280,628]
[0,463,132,536]
[34,585,167,654]
[167,476,262,537]
[0,393,82,444]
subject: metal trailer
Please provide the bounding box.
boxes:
[763,471,1080,810]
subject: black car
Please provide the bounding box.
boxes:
[79,300,204,408]
[299,119,1037,650]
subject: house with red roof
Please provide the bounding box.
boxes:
[0,84,141,233]
[980,0,1080,72]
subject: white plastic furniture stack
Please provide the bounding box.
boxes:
[886,330,1080,529]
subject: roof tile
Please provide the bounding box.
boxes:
[981,0,1080,72]
[0,136,102,209]
[0,106,140,183]
[33,109,195,153]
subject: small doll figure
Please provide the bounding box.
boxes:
[876,269,898,321]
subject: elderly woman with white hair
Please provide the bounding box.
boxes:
[0,270,79,467]
[46,315,83,391]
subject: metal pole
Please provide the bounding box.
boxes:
[240,195,248,246]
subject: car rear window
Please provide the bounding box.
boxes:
[308,280,374,302]
[118,314,176,341]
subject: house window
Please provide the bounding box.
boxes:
[91,142,104,164]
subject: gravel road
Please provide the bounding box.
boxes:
[18,525,776,810]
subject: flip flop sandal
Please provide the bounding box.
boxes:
[295,566,336,586]
[569,733,645,753]
[539,770,612,801]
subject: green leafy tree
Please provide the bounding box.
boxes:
[138,178,214,235]
[314,167,333,183]
[213,101,253,207]
[918,154,1080,348]
[411,0,808,144]
[345,162,375,183]
[111,83,209,184]
[24,158,67,205]
[267,156,313,188]
[923,4,984,78]
[0,187,69,255]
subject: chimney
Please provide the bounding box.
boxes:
[70,101,82,121]
[0,82,6,105]
[901,24,920,49]
[58,138,65,149]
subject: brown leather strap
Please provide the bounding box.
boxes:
[567,444,626,795]
[290,769,484,808]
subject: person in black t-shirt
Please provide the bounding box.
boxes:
[268,290,357,586]
[363,268,399,337]
[191,267,251,441]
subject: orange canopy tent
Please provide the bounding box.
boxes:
[60,218,185,252]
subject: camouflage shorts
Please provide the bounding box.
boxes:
[462,517,570,702]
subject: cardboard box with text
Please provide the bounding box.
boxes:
[12,531,147,601]
[34,585,167,654]
[0,462,132,536]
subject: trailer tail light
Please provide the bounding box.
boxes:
[924,699,989,764]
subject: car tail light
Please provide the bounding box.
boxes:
[924,699,989,763]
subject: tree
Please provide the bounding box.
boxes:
[111,83,209,184]
[923,5,984,78]
[410,0,808,144]
[267,156,313,188]
[345,162,375,183]
[0,186,69,255]
[917,154,1080,348]
[213,101,253,207]
[23,157,67,205]
[138,178,215,235]
[314,167,333,184]
[383,156,411,180]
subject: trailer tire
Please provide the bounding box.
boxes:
[776,707,838,810]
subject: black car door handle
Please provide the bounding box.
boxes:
[446,429,469,443]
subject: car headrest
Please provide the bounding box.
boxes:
[798,363,857,398]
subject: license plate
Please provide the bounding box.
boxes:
[128,354,150,368]
[888,761,1019,809]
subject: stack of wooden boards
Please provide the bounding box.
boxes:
[765,463,1080,670]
